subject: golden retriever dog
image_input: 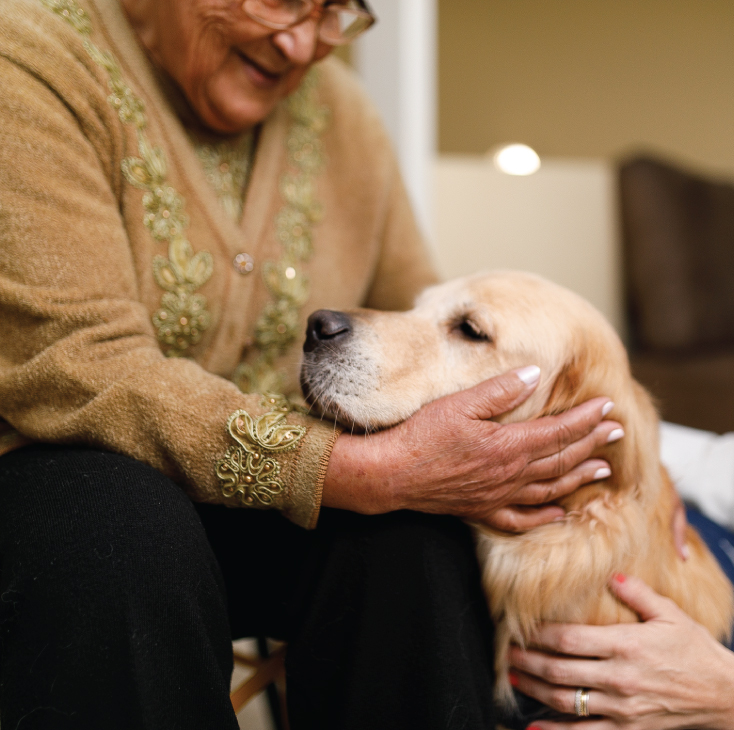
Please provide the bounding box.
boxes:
[300,270,734,711]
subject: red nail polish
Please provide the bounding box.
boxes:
[527,726,542,730]
[613,573,626,583]
[509,670,519,687]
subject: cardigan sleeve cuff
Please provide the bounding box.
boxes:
[284,419,343,530]
[215,398,342,530]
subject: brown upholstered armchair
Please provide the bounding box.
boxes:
[620,155,734,434]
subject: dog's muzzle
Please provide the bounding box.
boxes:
[303,309,352,353]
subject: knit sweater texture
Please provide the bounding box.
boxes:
[0,0,437,528]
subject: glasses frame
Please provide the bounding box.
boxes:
[241,0,377,46]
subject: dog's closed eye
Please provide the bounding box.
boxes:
[453,317,492,343]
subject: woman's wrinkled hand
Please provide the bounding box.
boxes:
[322,366,622,531]
[509,574,734,730]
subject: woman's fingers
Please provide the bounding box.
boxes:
[510,662,650,730]
[510,646,609,688]
[511,397,618,463]
[518,579,682,662]
[510,459,611,506]
[448,367,542,420]
[512,668,609,717]
[485,460,611,530]
[523,419,623,481]
[482,504,565,532]
[522,622,621,659]
[609,573,679,623]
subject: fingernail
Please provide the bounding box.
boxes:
[613,573,626,583]
[509,670,519,687]
[516,365,541,386]
[607,428,625,443]
[593,466,611,480]
[682,544,690,561]
[602,401,615,417]
[527,726,542,730]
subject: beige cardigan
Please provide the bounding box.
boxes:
[0,0,437,528]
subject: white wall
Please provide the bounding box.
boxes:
[433,157,624,336]
[353,0,437,240]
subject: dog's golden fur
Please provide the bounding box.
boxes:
[301,270,734,709]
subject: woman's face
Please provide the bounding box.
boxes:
[124,0,334,134]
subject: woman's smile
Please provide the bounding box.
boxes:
[236,50,287,90]
[119,0,332,133]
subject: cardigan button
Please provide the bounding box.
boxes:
[233,253,254,275]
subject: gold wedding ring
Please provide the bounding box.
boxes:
[574,687,590,717]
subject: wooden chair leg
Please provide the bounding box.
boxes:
[257,636,287,730]
[230,642,287,718]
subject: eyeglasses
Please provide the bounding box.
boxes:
[242,0,377,46]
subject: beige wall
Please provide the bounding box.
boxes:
[433,157,624,334]
[439,0,734,176]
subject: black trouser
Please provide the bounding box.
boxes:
[0,445,497,730]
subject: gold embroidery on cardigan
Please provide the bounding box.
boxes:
[215,395,306,507]
[233,72,329,394]
[191,131,256,223]
[40,0,92,34]
[40,0,213,358]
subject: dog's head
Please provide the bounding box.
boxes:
[301,270,660,504]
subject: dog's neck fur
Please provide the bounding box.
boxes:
[500,323,663,515]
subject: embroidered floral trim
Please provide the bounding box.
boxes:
[40,0,91,34]
[191,131,256,223]
[215,395,306,507]
[234,72,329,394]
[41,0,213,358]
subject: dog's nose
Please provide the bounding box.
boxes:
[304,310,352,353]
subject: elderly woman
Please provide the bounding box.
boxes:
[0,1,723,729]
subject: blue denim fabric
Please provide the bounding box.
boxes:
[685,506,734,649]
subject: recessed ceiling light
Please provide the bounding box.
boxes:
[492,144,541,176]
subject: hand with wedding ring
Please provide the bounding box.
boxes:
[573,688,590,718]
[508,574,734,730]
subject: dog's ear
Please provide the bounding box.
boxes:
[541,332,608,417]
[539,332,660,500]
[543,354,587,416]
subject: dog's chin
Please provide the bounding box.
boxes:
[306,399,371,433]
[300,380,368,432]
[301,382,403,434]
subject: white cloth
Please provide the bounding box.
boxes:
[660,421,734,531]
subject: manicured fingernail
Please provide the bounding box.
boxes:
[593,466,611,480]
[613,573,626,583]
[607,428,624,443]
[509,670,519,687]
[527,726,542,730]
[602,401,615,417]
[682,544,690,561]
[516,365,541,386]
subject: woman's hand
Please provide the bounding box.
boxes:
[322,367,622,531]
[509,574,734,730]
